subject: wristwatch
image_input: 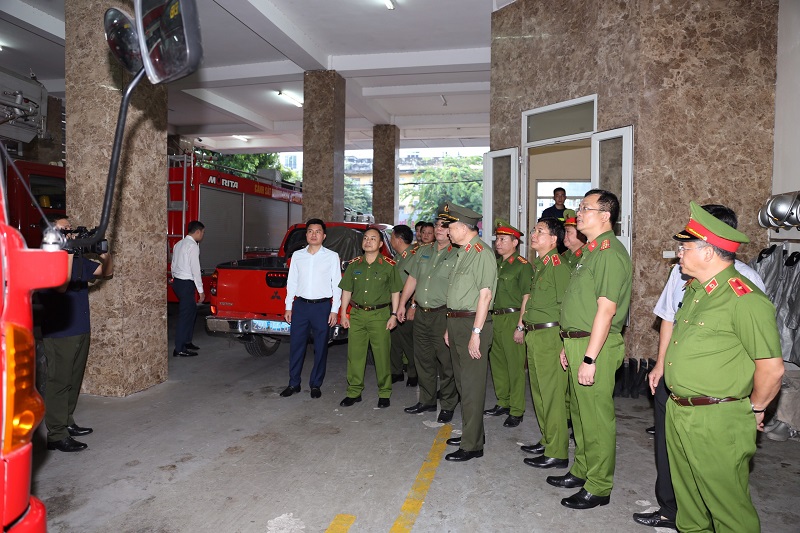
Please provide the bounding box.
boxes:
[583,356,596,365]
[472,327,481,335]
[410,303,417,309]
[751,403,765,413]
[515,325,525,332]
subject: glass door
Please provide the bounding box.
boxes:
[591,126,633,253]
[483,147,519,240]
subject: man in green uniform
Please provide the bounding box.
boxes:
[484,220,532,428]
[439,203,497,462]
[664,202,783,533]
[547,189,631,510]
[398,217,460,423]
[389,225,417,386]
[338,227,403,408]
[519,217,572,469]
[561,214,586,269]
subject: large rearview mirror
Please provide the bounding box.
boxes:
[134,0,203,85]
[104,8,143,74]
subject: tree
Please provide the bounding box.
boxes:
[344,175,372,213]
[401,156,483,223]
[194,149,298,183]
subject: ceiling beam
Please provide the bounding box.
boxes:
[182,88,275,131]
[0,0,65,43]
[362,81,490,98]
[332,47,490,77]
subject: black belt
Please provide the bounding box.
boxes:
[523,321,559,332]
[419,304,446,313]
[351,302,390,311]
[296,296,330,304]
[560,330,591,339]
[491,307,520,315]
[670,394,740,407]
[446,310,476,318]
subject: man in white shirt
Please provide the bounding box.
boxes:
[171,220,205,357]
[281,219,342,399]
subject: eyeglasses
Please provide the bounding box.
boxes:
[531,228,552,236]
[677,244,707,253]
[576,205,605,214]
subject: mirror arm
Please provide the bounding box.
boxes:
[69,67,147,250]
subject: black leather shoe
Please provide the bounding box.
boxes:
[391,373,405,383]
[437,409,454,423]
[404,402,437,414]
[173,350,198,357]
[340,396,362,407]
[406,376,418,387]
[67,424,93,437]
[546,472,586,488]
[310,387,322,399]
[561,488,610,509]
[503,414,523,427]
[445,448,483,462]
[280,385,301,397]
[632,511,677,529]
[521,442,545,454]
[185,342,200,350]
[483,404,510,416]
[524,455,568,469]
[47,436,88,452]
[446,436,461,446]
[377,398,390,408]
[645,425,656,435]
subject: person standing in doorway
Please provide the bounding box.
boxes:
[281,219,342,399]
[171,220,204,357]
[541,187,567,220]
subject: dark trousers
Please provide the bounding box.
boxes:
[654,376,677,520]
[288,299,332,388]
[42,334,90,441]
[173,278,197,353]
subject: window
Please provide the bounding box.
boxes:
[535,180,591,220]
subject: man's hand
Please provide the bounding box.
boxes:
[285,310,292,324]
[578,362,596,386]
[340,313,350,329]
[560,348,568,370]
[444,330,449,347]
[648,360,664,395]
[327,312,337,326]
[513,328,524,345]
[387,316,398,330]
[468,333,481,359]
[397,308,407,322]
[755,411,767,432]
[197,292,205,303]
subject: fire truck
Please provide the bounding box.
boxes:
[166,155,303,302]
[3,160,66,250]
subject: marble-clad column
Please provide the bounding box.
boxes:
[65,0,168,396]
[372,125,400,224]
[303,70,345,222]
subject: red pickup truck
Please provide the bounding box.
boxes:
[205,222,395,356]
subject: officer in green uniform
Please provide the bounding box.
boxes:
[548,189,631,510]
[484,220,532,428]
[439,203,497,462]
[338,227,403,408]
[398,216,459,422]
[519,217,572,469]
[561,213,586,270]
[389,225,417,386]
[664,201,784,533]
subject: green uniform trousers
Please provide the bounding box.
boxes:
[447,317,492,452]
[412,309,458,409]
[666,399,759,533]
[346,307,392,399]
[526,326,569,459]
[390,308,416,378]
[42,334,91,442]
[564,333,624,497]
[488,313,527,416]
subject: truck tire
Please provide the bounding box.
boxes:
[242,335,281,357]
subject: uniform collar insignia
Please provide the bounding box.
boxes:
[543,255,550,265]
[508,255,515,264]
[728,277,752,297]
[587,240,598,251]
[552,253,561,266]
[705,277,719,294]
[401,250,408,258]
[464,243,472,252]
[447,245,453,252]
[682,277,695,289]
[575,248,583,257]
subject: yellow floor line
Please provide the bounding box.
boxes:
[326,513,357,532]
[390,424,451,533]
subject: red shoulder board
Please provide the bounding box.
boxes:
[349,257,362,264]
[728,277,752,297]
[517,256,528,264]
[705,278,719,294]
[600,239,611,250]
[464,243,472,252]
[401,250,408,259]
[575,248,583,257]
[385,257,397,266]
[587,240,598,251]
[552,254,561,266]
[475,243,484,252]
[543,255,551,265]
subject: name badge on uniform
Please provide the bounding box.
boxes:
[355,270,362,275]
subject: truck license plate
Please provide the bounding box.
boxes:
[252,320,290,333]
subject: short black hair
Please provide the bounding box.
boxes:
[392,224,413,244]
[539,217,566,249]
[415,221,424,230]
[701,204,738,229]
[585,188,620,225]
[187,220,205,234]
[40,213,68,231]
[420,221,434,231]
[554,187,566,195]
[306,218,326,234]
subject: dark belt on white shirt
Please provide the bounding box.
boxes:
[296,296,331,304]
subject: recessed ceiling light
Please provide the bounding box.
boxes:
[277,91,303,107]
[232,135,249,142]
[384,0,396,10]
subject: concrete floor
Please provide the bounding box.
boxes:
[32,307,800,533]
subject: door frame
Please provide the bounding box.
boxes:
[483,147,519,240]
[590,125,634,253]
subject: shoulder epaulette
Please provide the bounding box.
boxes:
[464,243,472,252]
[728,277,752,297]
[475,243,484,252]
[348,256,362,264]
[600,239,611,250]
[682,277,695,289]
[385,257,397,266]
[401,250,409,259]
[551,254,561,266]
[517,256,528,264]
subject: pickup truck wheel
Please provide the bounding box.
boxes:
[243,335,281,357]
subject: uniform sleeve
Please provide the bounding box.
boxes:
[554,263,571,305]
[477,251,498,291]
[732,295,782,360]
[517,261,534,297]
[592,250,629,305]
[339,262,354,292]
[389,264,404,293]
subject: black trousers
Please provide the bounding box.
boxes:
[654,376,677,520]
[173,278,197,353]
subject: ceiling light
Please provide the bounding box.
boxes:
[384,0,396,10]
[278,90,303,107]
[232,135,249,142]
[0,45,3,52]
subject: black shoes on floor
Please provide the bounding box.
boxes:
[437,410,454,423]
[523,455,568,469]
[483,404,510,416]
[404,402,437,414]
[561,488,610,509]
[173,350,198,357]
[185,343,200,350]
[67,424,93,437]
[340,396,362,407]
[47,436,88,452]
[632,511,677,529]
[520,442,545,454]
[503,414,523,427]
[310,387,322,399]
[445,448,483,462]
[391,373,405,383]
[280,385,301,397]
[377,398,390,408]
[546,473,586,489]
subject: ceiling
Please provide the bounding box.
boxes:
[1,0,518,154]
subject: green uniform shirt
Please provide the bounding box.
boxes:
[561,247,584,270]
[560,231,631,333]
[494,252,533,309]
[407,242,458,308]
[393,246,417,283]
[664,264,782,399]
[446,236,497,311]
[523,250,572,324]
[339,255,403,306]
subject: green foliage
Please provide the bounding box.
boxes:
[344,175,372,213]
[195,149,297,182]
[402,156,483,223]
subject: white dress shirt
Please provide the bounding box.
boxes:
[172,234,203,293]
[285,245,342,313]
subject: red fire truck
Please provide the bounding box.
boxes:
[166,155,303,302]
[4,160,66,250]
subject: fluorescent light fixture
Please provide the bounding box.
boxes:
[384,0,395,10]
[277,90,303,107]
[232,135,249,142]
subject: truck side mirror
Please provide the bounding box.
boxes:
[134,0,203,85]
[104,8,143,74]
